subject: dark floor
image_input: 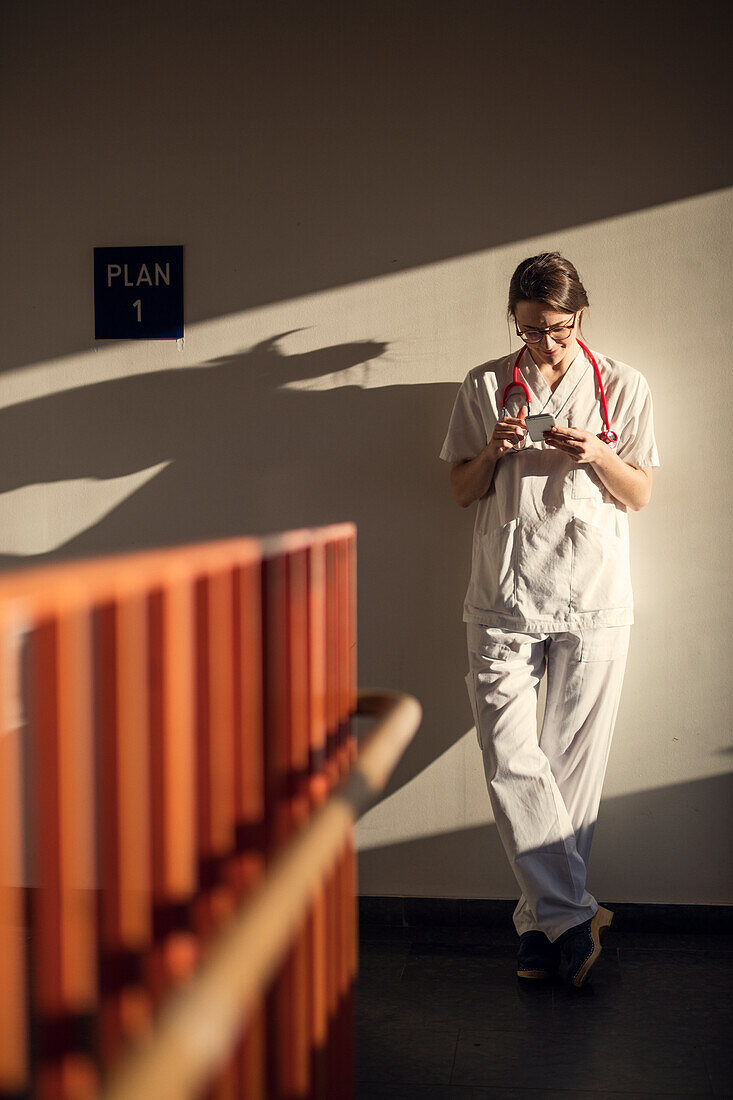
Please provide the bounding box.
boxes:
[354,920,733,1098]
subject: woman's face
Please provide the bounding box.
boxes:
[514,300,579,367]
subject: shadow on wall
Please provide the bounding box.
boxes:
[0,334,475,787]
[3,1,733,372]
[357,772,733,904]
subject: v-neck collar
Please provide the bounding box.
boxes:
[517,344,591,417]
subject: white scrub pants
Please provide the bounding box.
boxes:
[466,622,630,942]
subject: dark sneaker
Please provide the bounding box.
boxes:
[517,930,559,980]
[557,905,614,989]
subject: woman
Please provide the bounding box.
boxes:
[440,253,659,989]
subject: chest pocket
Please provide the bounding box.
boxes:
[572,464,604,500]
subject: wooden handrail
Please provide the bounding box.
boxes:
[101,689,421,1100]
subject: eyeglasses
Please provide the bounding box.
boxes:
[515,315,576,344]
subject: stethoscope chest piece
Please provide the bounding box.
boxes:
[597,428,618,450]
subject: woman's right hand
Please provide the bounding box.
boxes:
[490,405,528,457]
[451,405,529,507]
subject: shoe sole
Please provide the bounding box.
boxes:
[572,905,613,989]
[517,968,552,980]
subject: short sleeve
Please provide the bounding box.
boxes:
[439,373,489,463]
[615,374,660,468]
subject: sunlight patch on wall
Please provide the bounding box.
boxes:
[356,728,490,852]
[0,186,728,561]
[2,187,729,411]
[0,462,170,555]
[355,719,733,854]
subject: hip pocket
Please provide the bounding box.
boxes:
[580,626,630,662]
[469,518,518,614]
[569,516,631,613]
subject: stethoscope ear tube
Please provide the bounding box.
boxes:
[500,355,533,418]
[578,339,617,447]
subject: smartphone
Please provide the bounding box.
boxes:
[525,413,555,442]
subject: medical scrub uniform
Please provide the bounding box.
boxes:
[441,345,659,942]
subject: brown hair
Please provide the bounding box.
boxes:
[507,252,589,319]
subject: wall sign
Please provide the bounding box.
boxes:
[94,245,184,339]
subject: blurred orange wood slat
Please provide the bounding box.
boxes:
[286,546,313,1098]
[324,534,356,1093]
[30,594,99,1100]
[307,537,328,809]
[95,586,153,1066]
[231,555,266,1096]
[336,538,349,778]
[320,532,350,1094]
[338,535,357,775]
[0,604,29,1095]
[324,540,340,791]
[264,540,313,1100]
[287,547,311,832]
[194,559,240,1100]
[346,533,358,764]
[262,551,289,853]
[340,536,358,1095]
[146,567,198,1001]
[194,564,236,941]
[331,533,358,1099]
[277,928,310,1100]
[239,1006,266,1100]
[230,556,265,894]
[97,590,152,948]
[307,538,330,1099]
[345,532,358,1091]
[262,547,291,1099]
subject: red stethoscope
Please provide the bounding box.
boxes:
[500,337,618,449]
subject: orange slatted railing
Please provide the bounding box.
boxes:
[0,524,420,1100]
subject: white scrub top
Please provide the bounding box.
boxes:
[440,346,660,631]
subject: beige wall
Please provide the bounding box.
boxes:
[2,1,731,903]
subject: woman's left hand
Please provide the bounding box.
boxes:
[543,426,606,465]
